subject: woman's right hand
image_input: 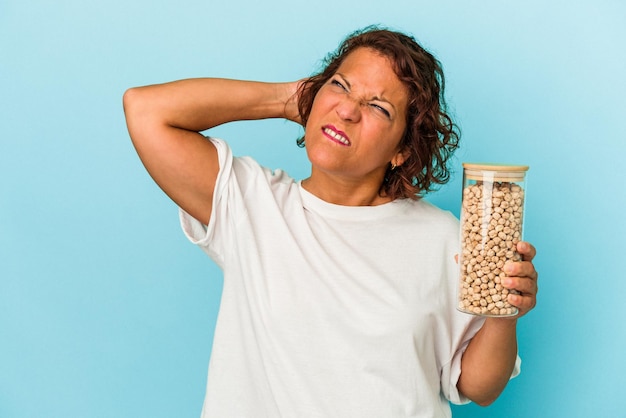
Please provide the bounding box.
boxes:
[282,79,305,126]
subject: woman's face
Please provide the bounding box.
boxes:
[305,47,409,188]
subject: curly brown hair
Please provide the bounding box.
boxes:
[297,26,460,200]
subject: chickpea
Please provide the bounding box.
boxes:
[458,179,526,317]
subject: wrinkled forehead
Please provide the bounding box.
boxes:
[335,48,409,105]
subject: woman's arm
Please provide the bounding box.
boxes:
[123,78,300,224]
[457,241,538,406]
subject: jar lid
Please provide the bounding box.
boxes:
[463,163,529,182]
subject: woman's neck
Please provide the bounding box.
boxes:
[300,174,392,207]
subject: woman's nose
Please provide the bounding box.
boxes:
[335,96,361,122]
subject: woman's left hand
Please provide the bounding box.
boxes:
[502,241,539,318]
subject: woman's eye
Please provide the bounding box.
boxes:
[331,79,347,90]
[371,103,391,118]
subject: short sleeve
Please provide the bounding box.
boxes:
[179,137,233,267]
[441,315,522,404]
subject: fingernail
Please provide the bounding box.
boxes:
[504,263,514,274]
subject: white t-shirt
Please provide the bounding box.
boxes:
[180,138,519,418]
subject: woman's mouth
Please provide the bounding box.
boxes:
[322,125,350,146]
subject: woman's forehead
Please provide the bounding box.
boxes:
[334,48,408,104]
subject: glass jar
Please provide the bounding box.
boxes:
[457,163,529,317]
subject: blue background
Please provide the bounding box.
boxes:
[2,0,625,417]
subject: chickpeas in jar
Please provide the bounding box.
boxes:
[458,163,529,317]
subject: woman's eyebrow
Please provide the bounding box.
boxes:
[371,95,395,109]
[335,72,351,88]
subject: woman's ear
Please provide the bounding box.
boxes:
[391,146,410,168]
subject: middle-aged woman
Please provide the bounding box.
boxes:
[123,26,538,418]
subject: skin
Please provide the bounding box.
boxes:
[301,47,409,206]
[123,78,297,224]
[457,241,538,406]
[123,46,538,407]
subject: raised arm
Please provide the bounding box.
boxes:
[123,78,300,224]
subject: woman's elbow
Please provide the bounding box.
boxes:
[473,396,498,407]
[122,87,143,119]
[123,86,156,143]
[462,389,504,407]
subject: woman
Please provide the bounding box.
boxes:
[123,26,538,418]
